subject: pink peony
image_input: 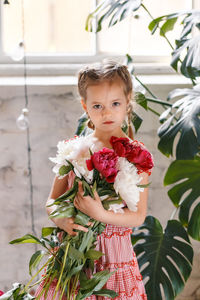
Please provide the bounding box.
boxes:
[86,148,118,183]
[0,291,4,296]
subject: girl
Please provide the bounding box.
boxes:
[35,60,153,299]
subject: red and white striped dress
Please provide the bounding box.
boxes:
[35,171,147,300]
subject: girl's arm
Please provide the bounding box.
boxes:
[74,172,149,228]
[46,174,89,236]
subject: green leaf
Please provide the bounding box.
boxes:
[29,250,46,276]
[160,17,178,36]
[148,16,164,33]
[65,263,84,279]
[86,0,142,33]
[42,227,56,237]
[79,270,88,288]
[131,111,143,133]
[93,288,118,298]
[82,180,93,197]
[158,85,200,159]
[68,245,84,260]
[164,159,200,240]
[147,10,200,78]
[79,230,94,252]
[49,206,76,219]
[80,270,115,298]
[10,234,42,245]
[85,249,104,260]
[132,216,193,300]
[188,203,200,240]
[55,182,77,201]
[0,283,34,300]
[135,92,148,110]
[74,210,90,226]
[171,36,200,78]
[75,112,88,136]
[59,165,72,176]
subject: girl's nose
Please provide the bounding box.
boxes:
[102,107,112,117]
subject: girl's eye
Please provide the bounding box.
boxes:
[93,104,102,109]
[113,102,120,106]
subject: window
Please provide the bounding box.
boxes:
[98,0,193,56]
[2,0,95,55]
[0,0,198,67]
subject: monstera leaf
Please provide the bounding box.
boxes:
[75,112,92,136]
[148,10,200,78]
[86,0,141,32]
[172,35,200,79]
[132,216,193,300]
[157,84,200,159]
[164,158,200,241]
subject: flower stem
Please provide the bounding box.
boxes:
[53,242,70,300]
[59,277,69,300]
[23,257,53,293]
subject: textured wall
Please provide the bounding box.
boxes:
[0,81,199,299]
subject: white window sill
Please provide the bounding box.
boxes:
[0,74,193,87]
[0,62,175,76]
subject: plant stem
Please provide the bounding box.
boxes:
[53,242,70,300]
[147,107,160,116]
[141,4,174,50]
[71,273,79,298]
[46,247,62,266]
[59,277,69,300]
[23,257,53,293]
[135,75,157,99]
[146,97,172,107]
[67,280,70,299]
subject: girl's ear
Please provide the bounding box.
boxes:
[127,92,132,104]
[81,99,87,112]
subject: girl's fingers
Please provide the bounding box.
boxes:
[87,221,94,226]
[93,189,100,201]
[73,223,88,233]
[78,181,83,192]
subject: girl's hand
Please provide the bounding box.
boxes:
[74,182,105,222]
[52,216,90,236]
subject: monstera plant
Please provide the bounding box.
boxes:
[78,1,200,299]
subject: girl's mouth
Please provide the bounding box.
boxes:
[103,121,114,124]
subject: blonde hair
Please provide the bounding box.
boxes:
[78,60,134,139]
[78,60,133,99]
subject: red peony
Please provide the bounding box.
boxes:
[110,136,131,157]
[0,291,4,296]
[110,136,154,175]
[86,148,118,183]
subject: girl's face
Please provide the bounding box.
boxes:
[81,80,130,137]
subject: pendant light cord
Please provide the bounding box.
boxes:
[21,0,36,237]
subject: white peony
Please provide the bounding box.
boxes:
[49,135,98,179]
[114,157,144,212]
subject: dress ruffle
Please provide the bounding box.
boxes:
[87,224,147,300]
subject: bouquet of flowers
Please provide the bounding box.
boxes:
[1,135,153,300]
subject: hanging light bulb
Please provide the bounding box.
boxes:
[10,41,24,61]
[16,108,29,130]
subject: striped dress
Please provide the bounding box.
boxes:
[35,171,147,300]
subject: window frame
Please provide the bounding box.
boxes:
[0,0,198,76]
